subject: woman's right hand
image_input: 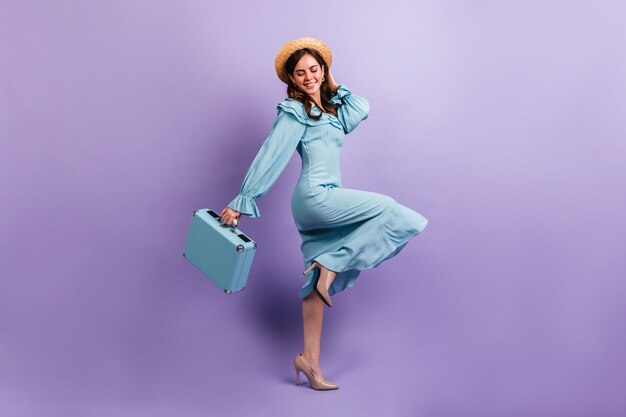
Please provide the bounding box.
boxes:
[220,207,241,226]
[327,69,339,92]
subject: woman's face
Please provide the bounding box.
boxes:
[289,53,324,97]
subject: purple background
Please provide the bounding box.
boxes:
[2,1,625,416]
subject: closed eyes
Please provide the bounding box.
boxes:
[295,65,319,76]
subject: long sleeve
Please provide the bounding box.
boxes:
[227,108,306,218]
[330,84,370,134]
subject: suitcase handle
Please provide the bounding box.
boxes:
[207,209,221,219]
[207,209,230,224]
[207,209,238,230]
[203,209,254,247]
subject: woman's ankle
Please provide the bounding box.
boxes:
[300,352,321,368]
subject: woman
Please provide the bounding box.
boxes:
[220,38,428,390]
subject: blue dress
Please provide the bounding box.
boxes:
[228,85,428,299]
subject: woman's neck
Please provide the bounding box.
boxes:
[309,92,322,110]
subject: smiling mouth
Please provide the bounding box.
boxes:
[304,82,316,88]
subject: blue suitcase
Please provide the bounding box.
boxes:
[183,208,256,294]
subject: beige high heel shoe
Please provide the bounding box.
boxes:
[294,353,339,390]
[303,261,335,307]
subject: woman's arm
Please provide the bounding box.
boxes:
[327,71,370,134]
[221,109,306,224]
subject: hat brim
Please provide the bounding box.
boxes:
[274,37,333,85]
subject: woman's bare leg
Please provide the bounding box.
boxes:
[300,263,338,379]
[301,288,327,379]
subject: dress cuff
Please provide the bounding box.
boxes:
[228,194,261,218]
[330,84,351,106]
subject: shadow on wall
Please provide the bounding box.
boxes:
[244,261,299,340]
[201,85,302,355]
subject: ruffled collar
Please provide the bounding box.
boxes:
[277,99,343,130]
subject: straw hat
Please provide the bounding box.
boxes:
[274,37,333,84]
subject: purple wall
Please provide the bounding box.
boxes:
[2,1,625,416]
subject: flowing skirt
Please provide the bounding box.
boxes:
[291,185,428,299]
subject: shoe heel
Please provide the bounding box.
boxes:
[295,368,300,385]
[303,262,319,275]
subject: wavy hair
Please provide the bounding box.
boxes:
[284,48,338,119]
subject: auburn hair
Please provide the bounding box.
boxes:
[284,48,338,119]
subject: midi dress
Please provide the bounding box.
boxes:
[227,84,428,300]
